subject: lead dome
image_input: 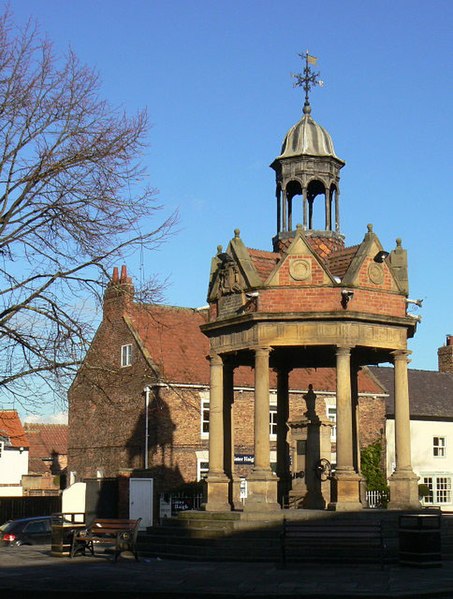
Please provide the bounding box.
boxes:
[278,112,341,161]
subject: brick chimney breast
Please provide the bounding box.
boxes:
[438,335,453,373]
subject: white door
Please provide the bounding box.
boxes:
[129,477,153,530]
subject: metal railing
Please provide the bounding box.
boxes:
[366,489,389,508]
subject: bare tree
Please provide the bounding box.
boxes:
[0,12,176,411]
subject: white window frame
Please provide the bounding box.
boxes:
[121,343,132,367]
[197,459,209,481]
[201,397,210,439]
[327,406,337,441]
[422,475,452,505]
[433,436,446,458]
[269,402,277,439]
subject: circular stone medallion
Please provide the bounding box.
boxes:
[289,258,311,281]
[368,262,384,285]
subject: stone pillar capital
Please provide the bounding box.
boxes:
[336,345,352,357]
[273,365,293,376]
[391,349,412,363]
[254,346,272,361]
[208,352,223,366]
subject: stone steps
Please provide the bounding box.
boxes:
[136,510,453,563]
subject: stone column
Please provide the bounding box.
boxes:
[303,187,308,229]
[204,352,230,512]
[276,368,290,506]
[244,347,280,511]
[282,188,287,232]
[335,347,354,474]
[224,362,239,508]
[388,350,420,509]
[325,188,331,230]
[335,188,340,232]
[329,346,362,511]
[254,348,271,471]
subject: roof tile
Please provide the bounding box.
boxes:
[0,410,28,447]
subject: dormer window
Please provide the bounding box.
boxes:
[121,344,132,367]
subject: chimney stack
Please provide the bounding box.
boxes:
[438,335,453,374]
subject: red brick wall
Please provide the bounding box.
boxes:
[258,286,406,317]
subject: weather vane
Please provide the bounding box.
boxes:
[292,50,324,114]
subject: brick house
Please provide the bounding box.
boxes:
[68,265,387,504]
[22,423,68,496]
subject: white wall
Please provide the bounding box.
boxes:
[62,482,86,520]
[0,447,28,496]
[386,419,453,510]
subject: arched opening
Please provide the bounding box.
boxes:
[285,180,302,232]
[307,179,326,230]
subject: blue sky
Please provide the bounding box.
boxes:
[6,1,453,418]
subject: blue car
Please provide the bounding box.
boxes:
[0,516,52,546]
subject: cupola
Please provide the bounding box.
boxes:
[271,53,345,255]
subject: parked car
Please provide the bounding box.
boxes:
[0,516,52,546]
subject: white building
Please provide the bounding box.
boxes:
[0,410,29,496]
[371,340,453,511]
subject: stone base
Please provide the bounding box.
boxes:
[243,468,280,512]
[303,489,328,510]
[387,469,420,510]
[203,472,231,512]
[328,470,363,511]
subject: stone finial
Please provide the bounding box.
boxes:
[217,245,223,254]
[234,229,240,238]
[396,238,402,248]
[364,223,374,241]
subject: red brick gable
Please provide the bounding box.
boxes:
[125,303,383,395]
[0,410,28,448]
[24,424,68,475]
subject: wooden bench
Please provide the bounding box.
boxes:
[70,518,141,562]
[281,519,386,568]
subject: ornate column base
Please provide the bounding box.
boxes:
[202,472,231,512]
[243,469,280,512]
[328,470,363,511]
[388,469,420,510]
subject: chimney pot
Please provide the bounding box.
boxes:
[447,335,453,347]
[112,267,119,282]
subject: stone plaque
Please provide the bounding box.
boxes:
[218,294,243,317]
[368,262,384,285]
[289,258,311,281]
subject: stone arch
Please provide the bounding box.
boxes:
[307,178,327,230]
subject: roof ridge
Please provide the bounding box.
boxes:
[247,247,280,257]
[135,303,207,312]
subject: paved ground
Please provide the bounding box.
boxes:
[1,545,453,598]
